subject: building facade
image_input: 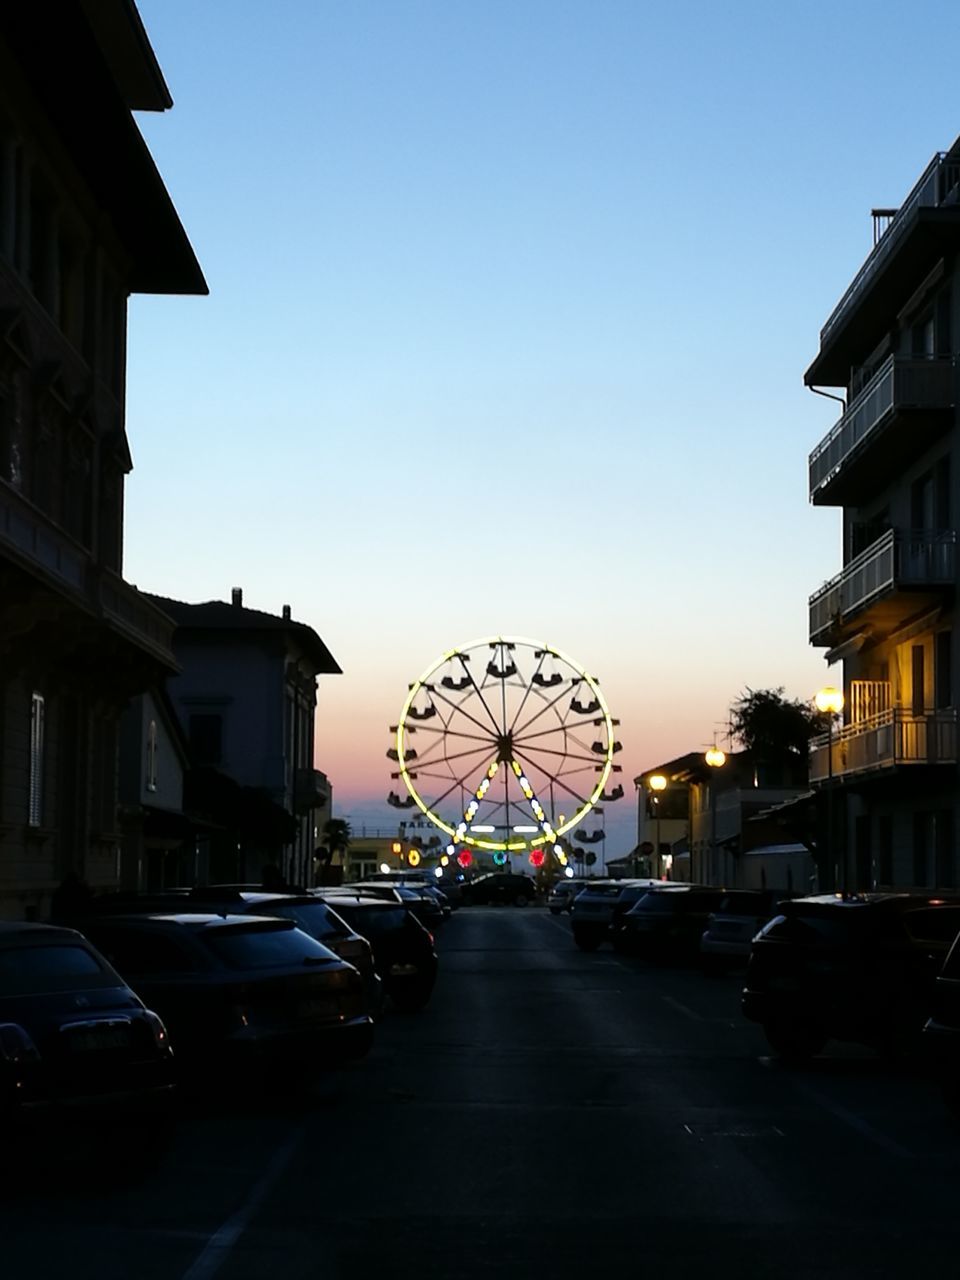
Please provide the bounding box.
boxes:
[149,590,341,888]
[0,3,205,919]
[805,135,960,892]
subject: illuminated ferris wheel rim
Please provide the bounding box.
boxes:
[394,636,616,853]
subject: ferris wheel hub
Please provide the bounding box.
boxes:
[495,732,514,763]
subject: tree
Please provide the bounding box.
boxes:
[318,817,352,875]
[729,686,828,784]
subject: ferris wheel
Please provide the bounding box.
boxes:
[386,637,623,863]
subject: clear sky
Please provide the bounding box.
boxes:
[125,0,960,859]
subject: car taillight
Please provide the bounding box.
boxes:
[142,1009,172,1053]
[0,1023,40,1064]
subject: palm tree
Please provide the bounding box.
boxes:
[318,817,352,883]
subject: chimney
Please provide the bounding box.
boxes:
[231,587,243,607]
[282,604,291,621]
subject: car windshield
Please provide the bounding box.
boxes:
[203,924,337,969]
[0,942,111,995]
[326,904,408,935]
[716,893,777,915]
[258,901,348,940]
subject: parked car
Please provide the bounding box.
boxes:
[570,880,676,950]
[742,893,960,1061]
[921,928,960,1117]
[461,872,538,907]
[0,921,175,1159]
[614,886,728,960]
[547,878,600,914]
[344,882,446,930]
[363,871,463,908]
[699,889,790,974]
[69,888,384,1020]
[75,913,373,1079]
[315,890,438,1013]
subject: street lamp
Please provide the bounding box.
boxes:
[648,774,667,878]
[704,746,726,885]
[815,686,845,892]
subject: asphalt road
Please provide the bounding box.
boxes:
[4,906,960,1279]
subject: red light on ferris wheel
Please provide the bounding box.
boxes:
[457,849,473,868]
[529,848,545,868]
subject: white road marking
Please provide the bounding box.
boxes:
[179,1129,302,1280]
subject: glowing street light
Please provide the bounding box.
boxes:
[815,687,845,891]
[704,746,726,884]
[648,774,667,878]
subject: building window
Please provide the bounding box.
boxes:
[936,631,953,709]
[912,645,925,717]
[146,719,158,793]
[189,714,222,767]
[28,691,44,827]
[912,812,929,886]
[877,814,893,886]
[935,810,955,889]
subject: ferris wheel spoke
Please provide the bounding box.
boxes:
[426,684,502,740]
[511,746,594,806]
[505,648,551,737]
[513,680,583,741]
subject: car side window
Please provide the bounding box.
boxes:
[85,927,197,975]
[905,908,960,945]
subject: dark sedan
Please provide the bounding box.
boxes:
[0,921,175,1160]
[76,913,373,1081]
[315,891,438,1013]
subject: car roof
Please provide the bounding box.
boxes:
[0,921,87,942]
[785,893,960,910]
[81,912,297,931]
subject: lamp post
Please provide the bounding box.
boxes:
[815,686,845,892]
[704,746,726,885]
[648,774,667,878]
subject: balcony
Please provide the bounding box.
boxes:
[807,149,960,385]
[808,356,954,505]
[809,528,955,647]
[0,481,89,598]
[809,708,957,783]
[98,571,177,672]
[294,768,329,814]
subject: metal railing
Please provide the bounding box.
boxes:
[98,570,177,668]
[821,152,960,346]
[809,708,958,782]
[809,355,954,497]
[809,528,956,641]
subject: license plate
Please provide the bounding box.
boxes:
[69,1027,130,1052]
[297,998,336,1020]
[390,963,419,976]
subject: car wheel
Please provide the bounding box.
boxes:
[515,894,531,908]
[549,907,562,915]
[574,932,601,952]
[762,1019,825,1062]
[699,956,729,977]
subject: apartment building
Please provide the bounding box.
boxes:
[805,135,960,892]
[0,3,205,918]
[148,590,340,889]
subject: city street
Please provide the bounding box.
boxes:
[4,906,960,1279]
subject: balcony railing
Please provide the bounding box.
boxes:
[294,768,329,813]
[809,708,957,782]
[809,355,954,499]
[809,528,956,643]
[0,481,89,596]
[98,571,177,669]
[821,152,960,346]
